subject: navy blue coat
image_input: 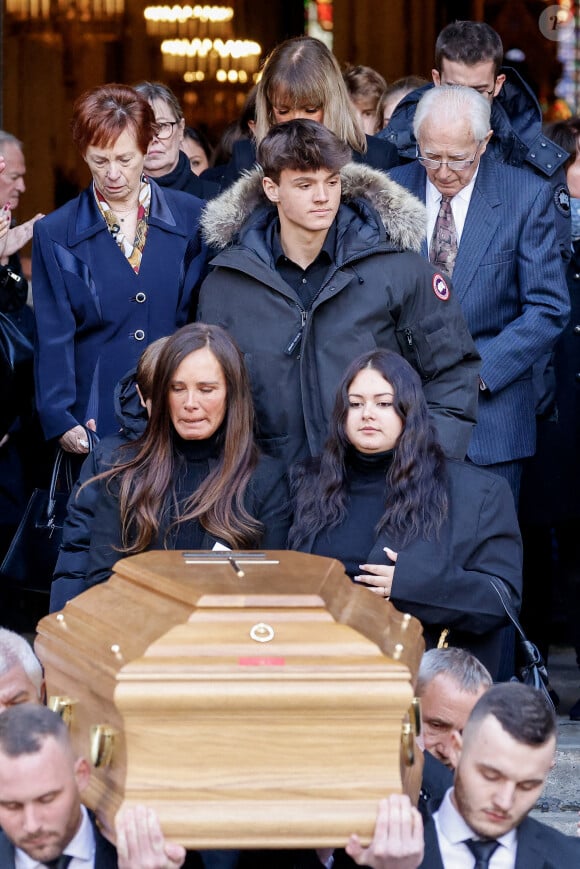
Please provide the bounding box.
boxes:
[32,181,206,440]
[390,155,570,465]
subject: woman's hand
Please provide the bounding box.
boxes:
[58,420,96,453]
[355,547,398,599]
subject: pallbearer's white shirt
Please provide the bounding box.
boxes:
[15,803,96,869]
[433,787,517,868]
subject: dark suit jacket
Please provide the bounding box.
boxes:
[420,812,580,868]
[390,156,570,465]
[0,814,118,867]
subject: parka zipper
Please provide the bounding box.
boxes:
[404,327,425,373]
[285,308,308,356]
[283,248,385,357]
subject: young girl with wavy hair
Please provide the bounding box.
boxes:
[289,349,522,679]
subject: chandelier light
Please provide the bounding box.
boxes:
[161,36,261,82]
[144,4,234,39]
[5,0,124,32]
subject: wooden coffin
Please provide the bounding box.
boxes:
[35,550,424,848]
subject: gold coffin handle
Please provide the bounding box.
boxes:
[401,721,415,767]
[48,695,77,727]
[90,724,117,768]
[410,697,421,738]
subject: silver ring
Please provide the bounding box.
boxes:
[78,438,89,448]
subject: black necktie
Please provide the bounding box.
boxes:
[464,838,500,868]
[43,856,73,869]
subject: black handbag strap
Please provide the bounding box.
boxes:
[47,427,99,521]
[489,576,527,642]
[490,576,555,709]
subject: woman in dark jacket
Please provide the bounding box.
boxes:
[86,323,289,585]
[211,36,398,190]
[134,81,218,200]
[32,84,207,448]
[288,349,522,679]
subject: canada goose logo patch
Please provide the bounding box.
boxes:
[554,185,571,216]
[432,273,450,301]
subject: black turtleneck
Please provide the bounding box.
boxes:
[151,150,219,200]
[159,429,223,550]
[311,448,393,579]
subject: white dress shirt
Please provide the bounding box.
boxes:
[15,804,96,869]
[433,787,517,869]
[426,169,479,249]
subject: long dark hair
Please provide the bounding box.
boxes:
[101,323,262,552]
[288,349,448,549]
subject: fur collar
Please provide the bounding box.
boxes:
[201,162,426,252]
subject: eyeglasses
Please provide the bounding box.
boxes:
[416,141,483,171]
[155,120,179,140]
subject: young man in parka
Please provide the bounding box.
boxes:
[197,119,480,469]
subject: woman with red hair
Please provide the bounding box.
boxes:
[32,84,206,452]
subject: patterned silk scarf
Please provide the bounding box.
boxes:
[94,178,151,274]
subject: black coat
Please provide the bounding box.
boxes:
[297,459,522,679]
[86,444,290,586]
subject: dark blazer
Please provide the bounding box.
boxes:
[32,181,206,440]
[420,812,580,868]
[0,816,118,867]
[389,156,570,465]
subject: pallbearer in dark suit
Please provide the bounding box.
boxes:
[0,705,192,869]
[345,684,580,869]
[390,86,570,505]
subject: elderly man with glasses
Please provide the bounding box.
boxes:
[389,85,569,507]
[381,20,570,263]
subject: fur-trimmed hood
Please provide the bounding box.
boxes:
[200,162,426,253]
